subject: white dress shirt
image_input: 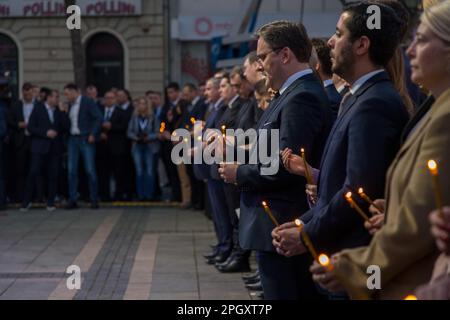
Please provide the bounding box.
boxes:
[69,95,82,135]
[279,68,314,96]
[350,69,384,95]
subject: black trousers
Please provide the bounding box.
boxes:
[186,163,204,209]
[14,139,31,202]
[96,147,126,201]
[161,142,181,202]
[23,152,60,207]
[257,251,326,300]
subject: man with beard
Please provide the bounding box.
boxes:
[273,2,410,299]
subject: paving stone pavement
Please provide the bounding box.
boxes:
[0,206,255,300]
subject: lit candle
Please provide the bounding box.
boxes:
[221,125,227,161]
[190,117,196,125]
[358,188,383,213]
[300,148,314,185]
[345,192,370,222]
[262,201,279,227]
[295,219,318,260]
[318,253,334,271]
[159,122,166,133]
[404,295,418,300]
[427,160,444,218]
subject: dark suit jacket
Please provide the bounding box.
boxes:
[209,96,246,180]
[69,96,102,139]
[193,100,226,181]
[98,106,128,156]
[27,103,70,155]
[236,72,333,252]
[324,83,342,120]
[302,71,410,254]
[8,99,36,149]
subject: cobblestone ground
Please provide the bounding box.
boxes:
[0,205,255,300]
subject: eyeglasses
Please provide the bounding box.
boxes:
[256,47,283,62]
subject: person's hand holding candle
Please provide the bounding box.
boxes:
[310,255,345,292]
[429,206,450,254]
[271,222,307,257]
[280,148,314,179]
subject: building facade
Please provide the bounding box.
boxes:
[0,0,168,99]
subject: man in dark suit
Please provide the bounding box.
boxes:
[311,38,342,120]
[21,89,69,211]
[198,77,233,265]
[8,82,36,203]
[160,82,182,202]
[219,21,333,299]
[64,83,102,209]
[273,3,409,298]
[212,74,252,273]
[181,83,208,210]
[96,91,128,201]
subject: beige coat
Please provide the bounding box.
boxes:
[334,88,450,300]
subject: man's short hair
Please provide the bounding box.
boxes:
[41,87,52,101]
[22,82,33,91]
[230,66,245,79]
[245,51,259,64]
[146,90,161,96]
[311,38,333,77]
[166,82,180,91]
[256,20,312,63]
[183,83,197,92]
[206,77,221,88]
[343,2,403,67]
[64,83,79,91]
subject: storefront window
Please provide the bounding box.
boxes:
[0,33,19,101]
[86,32,124,96]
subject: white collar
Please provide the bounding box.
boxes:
[192,96,201,106]
[279,68,313,96]
[214,98,223,110]
[350,69,384,95]
[75,95,82,105]
[228,95,239,108]
[45,103,54,111]
[323,79,334,88]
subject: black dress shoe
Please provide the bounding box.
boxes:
[65,202,78,210]
[216,257,250,273]
[203,249,219,260]
[246,281,263,291]
[242,271,259,281]
[244,275,261,285]
[207,252,229,265]
[215,252,235,268]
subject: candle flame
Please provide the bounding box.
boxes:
[358,188,364,195]
[301,148,305,153]
[318,254,331,267]
[428,160,437,171]
[190,117,196,124]
[345,192,352,199]
[262,201,268,207]
[294,219,303,227]
[404,295,418,300]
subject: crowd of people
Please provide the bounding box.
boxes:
[0,0,449,300]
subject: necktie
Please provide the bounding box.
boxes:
[49,109,54,123]
[337,91,353,117]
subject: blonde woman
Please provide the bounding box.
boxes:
[311,1,450,299]
[127,97,161,201]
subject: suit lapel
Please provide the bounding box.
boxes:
[318,72,390,172]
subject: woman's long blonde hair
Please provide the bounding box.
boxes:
[134,96,154,119]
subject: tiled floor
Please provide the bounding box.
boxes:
[0,206,253,300]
